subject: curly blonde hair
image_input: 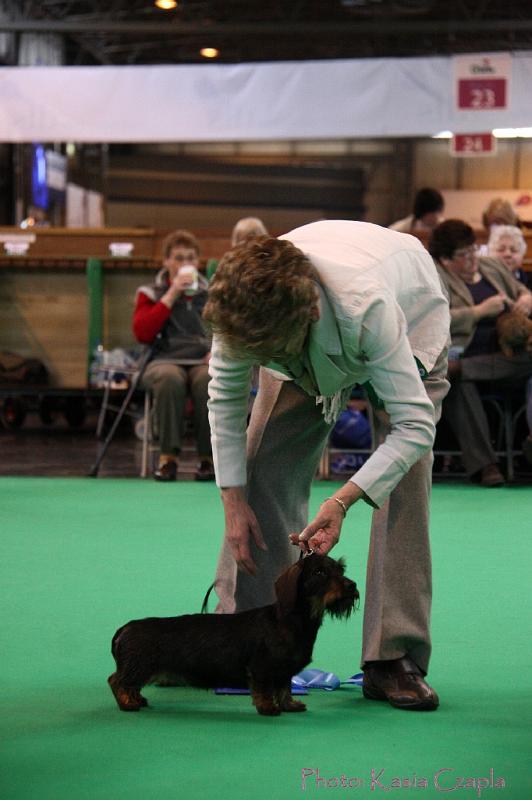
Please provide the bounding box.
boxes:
[203,236,318,360]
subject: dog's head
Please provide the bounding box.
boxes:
[275,553,359,621]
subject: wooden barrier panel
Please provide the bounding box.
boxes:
[0,226,530,389]
[0,227,231,262]
[0,225,529,267]
[0,259,153,388]
[0,270,88,387]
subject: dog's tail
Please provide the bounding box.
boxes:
[111,624,127,660]
[200,582,217,614]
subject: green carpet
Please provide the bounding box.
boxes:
[1,478,531,800]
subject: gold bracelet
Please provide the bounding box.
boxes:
[325,496,347,518]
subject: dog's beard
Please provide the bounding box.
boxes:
[326,597,358,619]
[309,594,357,621]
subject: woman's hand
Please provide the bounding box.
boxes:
[161,271,196,308]
[221,487,267,575]
[289,481,366,556]
[171,270,196,294]
[475,293,510,320]
[514,292,532,317]
[289,498,345,555]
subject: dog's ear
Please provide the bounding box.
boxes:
[275,561,302,617]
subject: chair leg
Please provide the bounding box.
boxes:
[141,392,151,478]
[503,394,514,483]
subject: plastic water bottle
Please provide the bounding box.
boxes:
[90,343,105,387]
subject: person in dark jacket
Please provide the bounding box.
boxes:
[430,220,532,485]
[133,229,214,482]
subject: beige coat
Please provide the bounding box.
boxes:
[436,256,530,350]
[208,220,450,507]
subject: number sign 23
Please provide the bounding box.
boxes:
[458,79,507,110]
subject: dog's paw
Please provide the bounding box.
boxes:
[118,701,143,712]
[256,704,282,716]
[108,674,145,712]
[280,699,307,712]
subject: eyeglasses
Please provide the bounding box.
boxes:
[452,245,479,260]
[167,251,198,263]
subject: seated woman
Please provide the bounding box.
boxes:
[487,224,530,290]
[231,216,269,247]
[206,217,269,282]
[133,229,214,482]
[429,220,532,485]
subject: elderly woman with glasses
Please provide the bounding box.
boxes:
[487,224,530,289]
[429,219,532,486]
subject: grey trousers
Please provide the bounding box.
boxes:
[442,352,532,476]
[214,351,449,674]
[142,360,212,457]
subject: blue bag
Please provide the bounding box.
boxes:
[330,408,371,449]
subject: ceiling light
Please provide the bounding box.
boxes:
[492,128,532,138]
[433,128,532,140]
[200,47,219,59]
[155,0,177,10]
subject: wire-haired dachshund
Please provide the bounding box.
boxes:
[108,553,359,716]
[496,310,532,358]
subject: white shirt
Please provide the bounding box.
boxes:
[208,220,450,508]
[389,214,443,233]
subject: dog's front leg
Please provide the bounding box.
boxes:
[275,683,307,713]
[249,678,281,716]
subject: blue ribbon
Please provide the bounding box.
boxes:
[341,672,364,687]
[214,669,364,695]
[292,668,341,691]
[214,684,308,695]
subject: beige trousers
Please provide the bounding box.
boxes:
[214,351,449,674]
[142,360,211,457]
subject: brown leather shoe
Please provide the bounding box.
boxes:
[153,460,177,482]
[363,657,439,711]
[195,459,215,482]
[480,463,504,487]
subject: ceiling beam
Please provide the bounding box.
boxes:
[0,19,530,36]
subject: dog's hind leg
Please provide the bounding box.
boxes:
[108,672,147,712]
[275,683,307,713]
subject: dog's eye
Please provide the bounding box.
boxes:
[314,569,326,577]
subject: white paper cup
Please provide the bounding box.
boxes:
[179,265,199,295]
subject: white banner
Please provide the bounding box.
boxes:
[1,52,531,142]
